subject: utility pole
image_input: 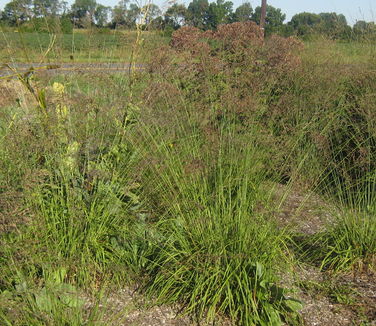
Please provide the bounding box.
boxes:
[260,0,267,36]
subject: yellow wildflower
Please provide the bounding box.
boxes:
[52,82,65,95]
[63,142,80,170]
[56,105,69,119]
[67,141,79,155]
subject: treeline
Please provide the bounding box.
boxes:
[0,0,375,39]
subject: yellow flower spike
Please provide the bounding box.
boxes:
[60,105,69,118]
[64,156,76,170]
[52,82,65,95]
[56,104,69,119]
[67,141,80,155]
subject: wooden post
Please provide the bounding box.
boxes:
[260,0,267,36]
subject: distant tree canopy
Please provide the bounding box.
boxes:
[290,12,322,36]
[353,20,376,35]
[317,12,351,38]
[289,11,355,39]
[94,4,110,27]
[233,2,252,23]
[252,4,286,34]
[206,0,233,29]
[2,0,33,25]
[186,0,209,29]
[164,4,187,30]
[33,0,62,17]
[0,0,375,40]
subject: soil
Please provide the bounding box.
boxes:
[84,287,231,326]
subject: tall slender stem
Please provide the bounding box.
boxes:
[260,0,267,36]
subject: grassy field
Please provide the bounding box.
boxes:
[0,23,375,326]
[0,29,168,63]
[302,37,376,65]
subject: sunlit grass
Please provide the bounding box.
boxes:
[0,29,167,63]
[1,23,376,325]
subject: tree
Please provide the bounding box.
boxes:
[206,0,233,29]
[353,20,368,33]
[1,0,32,25]
[33,0,62,17]
[252,4,285,34]
[123,3,139,28]
[186,0,209,29]
[149,15,164,30]
[318,12,350,38]
[353,20,376,39]
[60,0,68,14]
[60,13,73,33]
[233,2,252,22]
[289,12,321,36]
[319,12,347,27]
[111,0,129,27]
[71,0,97,27]
[94,4,110,27]
[141,3,161,25]
[164,3,187,30]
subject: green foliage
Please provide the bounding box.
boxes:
[127,116,298,325]
[142,3,161,26]
[353,20,376,40]
[164,4,187,30]
[1,0,370,41]
[94,4,111,27]
[33,0,62,16]
[252,4,286,35]
[317,12,351,39]
[17,16,65,33]
[312,213,376,272]
[111,0,127,27]
[298,279,358,305]
[186,0,209,29]
[0,277,105,325]
[206,0,233,29]
[233,2,253,22]
[71,0,97,27]
[60,14,73,33]
[124,3,140,28]
[288,11,362,39]
[110,2,140,29]
[289,12,322,37]
[1,0,32,25]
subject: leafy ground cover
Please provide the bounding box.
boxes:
[0,22,375,325]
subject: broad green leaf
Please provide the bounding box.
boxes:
[255,262,264,279]
[35,288,53,312]
[15,281,27,292]
[284,298,303,312]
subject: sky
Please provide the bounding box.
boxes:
[0,0,375,24]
